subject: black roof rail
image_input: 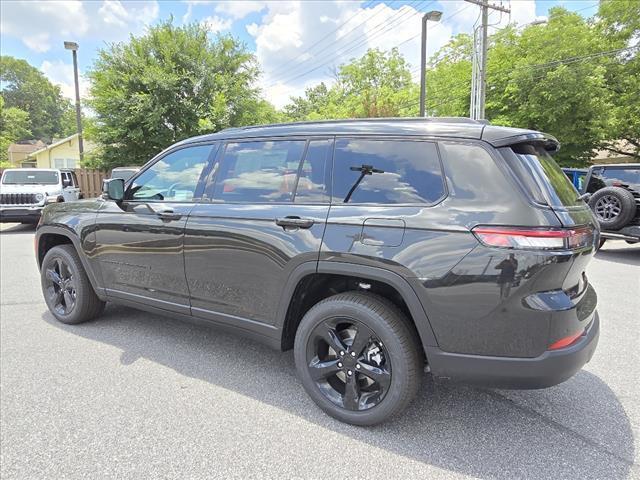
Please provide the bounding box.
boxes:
[220,117,489,132]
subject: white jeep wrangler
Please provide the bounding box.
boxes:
[0,168,81,223]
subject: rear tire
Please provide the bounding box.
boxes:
[41,245,105,324]
[294,292,422,426]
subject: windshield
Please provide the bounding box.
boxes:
[1,170,60,185]
[505,144,582,208]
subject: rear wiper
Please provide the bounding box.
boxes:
[344,164,384,203]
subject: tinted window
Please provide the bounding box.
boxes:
[213,140,306,203]
[294,139,332,203]
[128,145,212,201]
[1,170,59,185]
[332,139,444,204]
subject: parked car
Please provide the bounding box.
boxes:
[110,166,140,183]
[562,167,588,191]
[582,163,640,246]
[0,168,81,223]
[35,118,600,425]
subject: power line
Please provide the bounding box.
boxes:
[395,45,638,114]
[266,0,377,79]
[267,1,475,89]
[266,0,414,83]
[266,0,434,88]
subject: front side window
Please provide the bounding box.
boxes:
[213,140,306,203]
[127,145,213,201]
[332,138,444,204]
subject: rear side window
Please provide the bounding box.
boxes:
[504,144,581,208]
[213,140,306,203]
[332,139,445,204]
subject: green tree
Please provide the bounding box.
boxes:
[595,0,640,158]
[426,7,629,165]
[284,83,331,121]
[425,34,473,117]
[0,56,71,141]
[0,96,32,166]
[282,48,419,120]
[87,20,266,169]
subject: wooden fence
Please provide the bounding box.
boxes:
[75,169,109,198]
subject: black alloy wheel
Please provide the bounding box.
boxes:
[306,318,391,411]
[294,292,422,426]
[41,244,106,324]
[44,257,77,316]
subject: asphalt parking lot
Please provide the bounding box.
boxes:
[0,222,638,480]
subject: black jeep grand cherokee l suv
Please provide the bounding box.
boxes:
[36,118,599,425]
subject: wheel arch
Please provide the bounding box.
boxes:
[277,261,438,353]
[36,226,106,301]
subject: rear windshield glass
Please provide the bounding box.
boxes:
[1,170,59,185]
[586,167,640,193]
[505,144,581,208]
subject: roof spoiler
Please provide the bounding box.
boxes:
[491,132,560,154]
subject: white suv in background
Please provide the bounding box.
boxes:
[0,168,81,223]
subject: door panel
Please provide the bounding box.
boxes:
[94,201,194,313]
[184,138,332,325]
[93,143,216,313]
[185,203,328,324]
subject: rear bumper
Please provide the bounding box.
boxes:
[0,206,43,223]
[426,311,599,389]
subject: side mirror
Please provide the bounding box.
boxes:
[102,178,125,201]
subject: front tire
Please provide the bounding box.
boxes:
[294,292,423,426]
[41,245,105,324]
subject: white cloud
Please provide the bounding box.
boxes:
[40,60,89,100]
[0,0,159,53]
[202,15,232,33]
[22,33,53,53]
[215,1,265,20]
[0,0,89,52]
[250,1,454,108]
[248,0,543,108]
[99,0,131,27]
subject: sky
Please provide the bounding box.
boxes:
[0,0,600,109]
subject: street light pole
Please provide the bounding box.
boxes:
[64,41,83,162]
[419,10,442,117]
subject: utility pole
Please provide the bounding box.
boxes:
[465,0,510,120]
[64,41,84,162]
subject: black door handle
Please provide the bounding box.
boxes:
[275,216,314,229]
[156,208,182,221]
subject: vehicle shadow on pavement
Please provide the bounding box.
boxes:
[595,245,640,266]
[42,306,636,480]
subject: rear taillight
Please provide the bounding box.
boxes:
[472,226,594,250]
